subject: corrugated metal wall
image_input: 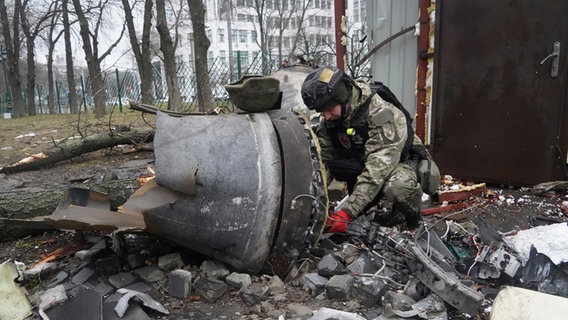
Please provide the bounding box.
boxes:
[367,0,419,120]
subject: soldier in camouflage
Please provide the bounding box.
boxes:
[301,65,423,233]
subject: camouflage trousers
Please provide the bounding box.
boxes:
[375,163,423,227]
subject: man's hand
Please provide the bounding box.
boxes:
[325,209,352,233]
[346,214,372,237]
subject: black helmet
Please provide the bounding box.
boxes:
[301,66,350,112]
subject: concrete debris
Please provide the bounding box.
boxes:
[491,286,568,320]
[225,272,252,289]
[168,269,192,298]
[0,261,32,320]
[37,284,67,310]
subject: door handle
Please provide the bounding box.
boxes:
[540,42,560,78]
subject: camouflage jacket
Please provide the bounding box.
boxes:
[316,80,409,217]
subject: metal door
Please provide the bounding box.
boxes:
[431,0,568,186]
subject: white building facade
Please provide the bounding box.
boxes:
[175,0,338,77]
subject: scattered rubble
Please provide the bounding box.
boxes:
[1,180,568,320]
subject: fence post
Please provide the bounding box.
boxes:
[55,80,61,113]
[80,75,87,112]
[237,51,242,79]
[115,68,123,112]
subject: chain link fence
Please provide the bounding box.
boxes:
[2,52,366,116]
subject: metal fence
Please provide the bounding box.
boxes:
[0,53,368,116]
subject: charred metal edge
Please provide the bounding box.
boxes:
[264,109,328,276]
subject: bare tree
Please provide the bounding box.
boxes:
[61,0,79,114]
[42,0,63,114]
[155,0,182,111]
[343,22,369,78]
[248,0,271,74]
[187,0,211,112]
[121,0,154,105]
[19,0,57,116]
[0,0,26,117]
[273,0,311,66]
[242,0,312,73]
[71,0,126,118]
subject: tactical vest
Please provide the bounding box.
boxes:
[325,82,414,164]
[325,98,370,164]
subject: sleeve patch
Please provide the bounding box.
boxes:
[370,108,394,126]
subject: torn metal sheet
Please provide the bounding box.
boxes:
[405,241,484,315]
[0,261,32,320]
[115,288,169,317]
[521,246,568,297]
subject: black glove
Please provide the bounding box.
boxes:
[346,214,373,237]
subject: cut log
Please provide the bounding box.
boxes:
[0,129,155,174]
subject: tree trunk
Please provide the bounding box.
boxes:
[19,7,37,116]
[0,0,26,117]
[72,0,122,118]
[188,0,212,112]
[122,0,154,105]
[0,129,154,174]
[155,0,182,111]
[62,0,79,114]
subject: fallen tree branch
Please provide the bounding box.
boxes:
[0,129,155,174]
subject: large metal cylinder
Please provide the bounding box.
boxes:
[146,109,327,274]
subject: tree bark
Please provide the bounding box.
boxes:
[0,129,154,174]
[71,0,125,118]
[46,2,62,115]
[187,0,212,113]
[0,0,26,117]
[62,0,79,114]
[155,0,183,111]
[122,0,154,105]
[19,3,37,116]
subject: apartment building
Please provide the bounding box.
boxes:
[175,0,353,72]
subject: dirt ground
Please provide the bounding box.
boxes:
[1,112,568,319]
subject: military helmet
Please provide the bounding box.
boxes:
[301,65,350,112]
[224,75,280,112]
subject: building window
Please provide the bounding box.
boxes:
[218,28,225,43]
[240,51,249,66]
[251,30,257,43]
[231,30,238,44]
[220,50,226,64]
[239,30,248,43]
